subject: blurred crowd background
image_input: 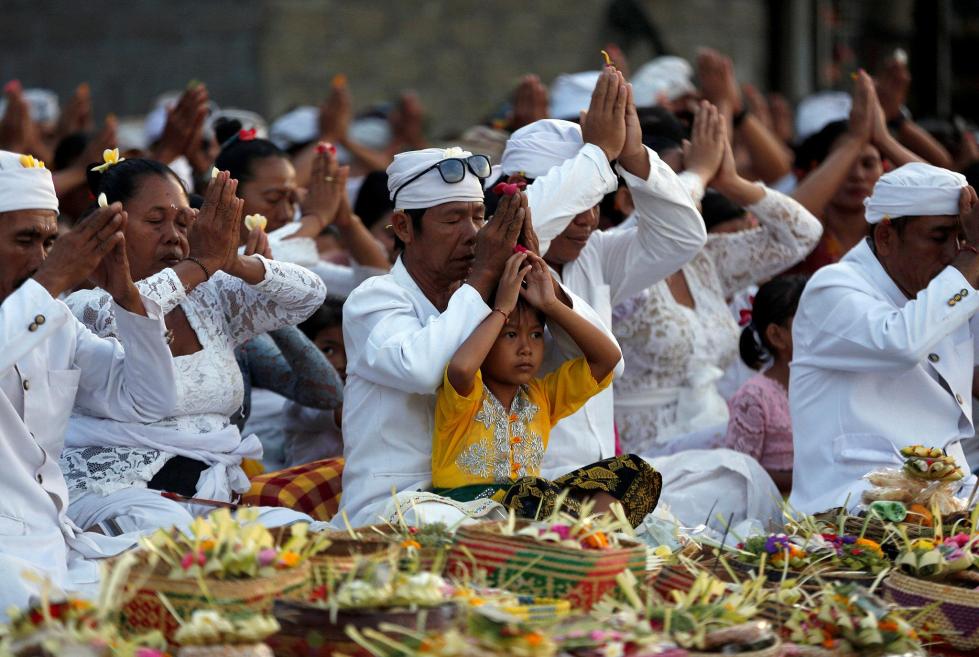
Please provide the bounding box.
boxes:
[3,0,977,141]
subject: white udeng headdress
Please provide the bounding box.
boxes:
[501,119,583,179]
[864,162,967,224]
[386,147,486,210]
[0,150,58,214]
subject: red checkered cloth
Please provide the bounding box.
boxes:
[242,457,344,521]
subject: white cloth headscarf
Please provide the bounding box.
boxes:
[631,56,695,108]
[501,119,583,179]
[386,147,485,210]
[0,150,59,214]
[548,71,600,120]
[864,162,967,224]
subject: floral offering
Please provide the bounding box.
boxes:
[139,509,327,580]
[784,582,925,655]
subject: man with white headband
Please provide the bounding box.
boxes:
[339,146,525,526]
[0,150,177,614]
[790,162,979,513]
[498,67,706,478]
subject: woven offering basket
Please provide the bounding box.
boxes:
[883,570,979,651]
[117,562,310,644]
[444,520,647,611]
[268,599,457,657]
[308,531,399,581]
[176,645,274,657]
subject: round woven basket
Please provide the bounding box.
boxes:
[117,563,310,644]
[883,570,979,651]
[446,520,647,611]
[269,599,457,657]
[308,532,399,582]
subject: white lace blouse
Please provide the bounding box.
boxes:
[611,186,821,453]
[59,257,327,496]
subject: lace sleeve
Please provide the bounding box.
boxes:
[704,186,823,298]
[65,289,118,338]
[244,327,343,410]
[212,256,327,347]
[135,268,187,315]
[722,384,768,461]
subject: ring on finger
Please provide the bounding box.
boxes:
[323,176,335,182]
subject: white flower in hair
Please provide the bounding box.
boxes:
[441,146,468,159]
[91,148,124,173]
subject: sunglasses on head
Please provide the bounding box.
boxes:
[392,154,492,208]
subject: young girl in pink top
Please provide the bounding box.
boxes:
[722,275,808,494]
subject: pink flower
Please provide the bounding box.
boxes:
[258,548,278,567]
[549,524,572,541]
[180,552,196,570]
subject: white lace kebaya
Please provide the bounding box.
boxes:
[612,186,821,454]
[59,256,326,508]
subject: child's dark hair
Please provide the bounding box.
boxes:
[739,275,808,369]
[299,298,344,341]
[511,297,546,328]
[86,158,185,207]
[213,117,287,184]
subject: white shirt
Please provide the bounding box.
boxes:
[339,259,492,526]
[263,222,387,299]
[789,239,978,514]
[0,279,175,605]
[338,258,615,525]
[528,145,707,476]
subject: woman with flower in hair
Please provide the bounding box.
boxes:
[58,153,326,534]
[212,117,388,298]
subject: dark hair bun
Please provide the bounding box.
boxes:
[213,117,244,146]
[85,165,105,196]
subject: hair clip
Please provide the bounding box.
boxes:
[91,148,124,173]
[238,128,257,141]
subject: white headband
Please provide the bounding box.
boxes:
[0,150,58,215]
[864,162,967,224]
[386,147,485,210]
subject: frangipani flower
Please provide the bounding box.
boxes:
[91,148,124,173]
[442,146,468,159]
[18,154,45,169]
[243,214,268,232]
[97,193,109,208]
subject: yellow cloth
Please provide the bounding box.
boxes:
[432,357,612,489]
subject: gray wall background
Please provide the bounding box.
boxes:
[1,0,768,137]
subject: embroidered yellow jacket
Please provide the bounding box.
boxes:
[432,357,612,489]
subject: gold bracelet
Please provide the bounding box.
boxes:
[492,308,510,322]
